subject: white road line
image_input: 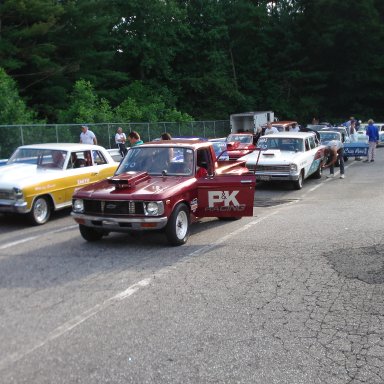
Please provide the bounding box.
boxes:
[0,225,77,250]
[0,211,279,371]
[0,236,39,250]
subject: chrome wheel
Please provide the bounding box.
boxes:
[166,204,190,246]
[29,196,51,225]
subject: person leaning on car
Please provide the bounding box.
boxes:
[322,140,345,179]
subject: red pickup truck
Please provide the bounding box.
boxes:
[71,139,256,245]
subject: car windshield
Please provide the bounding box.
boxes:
[257,137,303,152]
[319,132,340,142]
[116,146,195,176]
[7,148,67,169]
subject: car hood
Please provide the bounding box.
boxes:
[239,149,302,165]
[0,164,62,189]
[73,171,194,200]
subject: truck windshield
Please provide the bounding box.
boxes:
[115,146,195,176]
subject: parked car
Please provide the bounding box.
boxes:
[208,138,229,160]
[0,143,119,224]
[226,133,256,160]
[355,124,369,144]
[238,132,326,190]
[322,126,351,144]
[71,140,256,245]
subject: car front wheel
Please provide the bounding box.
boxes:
[165,203,190,246]
[28,196,51,225]
[313,163,322,179]
[293,171,304,190]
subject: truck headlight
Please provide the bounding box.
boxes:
[290,164,298,172]
[73,199,84,213]
[144,201,164,216]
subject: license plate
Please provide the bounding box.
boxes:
[259,175,270,181]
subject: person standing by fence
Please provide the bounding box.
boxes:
[115,127,127,157]
[79,125,97,145]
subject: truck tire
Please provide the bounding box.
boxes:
[293,171,304,190]
[165,203,190,246]
[28,196,51,225]
[79,224,103,242]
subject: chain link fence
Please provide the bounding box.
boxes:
[0,120,230,159]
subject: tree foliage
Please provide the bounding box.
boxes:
[0,0,383,125]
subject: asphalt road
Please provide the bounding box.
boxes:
[1,150,384,384]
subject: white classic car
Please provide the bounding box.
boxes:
[0,143,119,224]
[238,132,326,190]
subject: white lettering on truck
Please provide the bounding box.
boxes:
[208,191,240,207]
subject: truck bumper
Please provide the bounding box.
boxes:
[71,212,168,232]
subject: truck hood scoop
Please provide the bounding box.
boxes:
[108,171,150,190]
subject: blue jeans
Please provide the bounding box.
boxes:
[330,148,344,175]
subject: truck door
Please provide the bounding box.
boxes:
[196,175,255,218]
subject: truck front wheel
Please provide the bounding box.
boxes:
[165,203,190,246]
[79,224,103,242]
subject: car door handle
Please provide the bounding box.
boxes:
[240,180,253,184]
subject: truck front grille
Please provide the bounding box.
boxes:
[83,200,145,215]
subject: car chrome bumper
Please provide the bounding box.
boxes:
[255,173,299,182]
[71,212,168,231]
[0,200,29,213]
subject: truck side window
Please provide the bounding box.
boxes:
[197,149,212,175]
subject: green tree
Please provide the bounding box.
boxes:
[58,79,113,123]
[0,68,37,124]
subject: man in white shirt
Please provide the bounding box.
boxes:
[264,122,279,135]
[115,127,127,156]
[79,125,97,145]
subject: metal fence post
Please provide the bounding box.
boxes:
[55,125,59,142]
[20,126,24,145]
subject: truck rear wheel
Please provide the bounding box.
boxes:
[165,203,190,246]
[79,224,103,242]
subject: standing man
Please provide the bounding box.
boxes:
[264,122,279,135]
[115,127,127,157]
[364,119,379,162]
[127,131,144,147]
[322,139,345,179]
[79,125,97,145]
